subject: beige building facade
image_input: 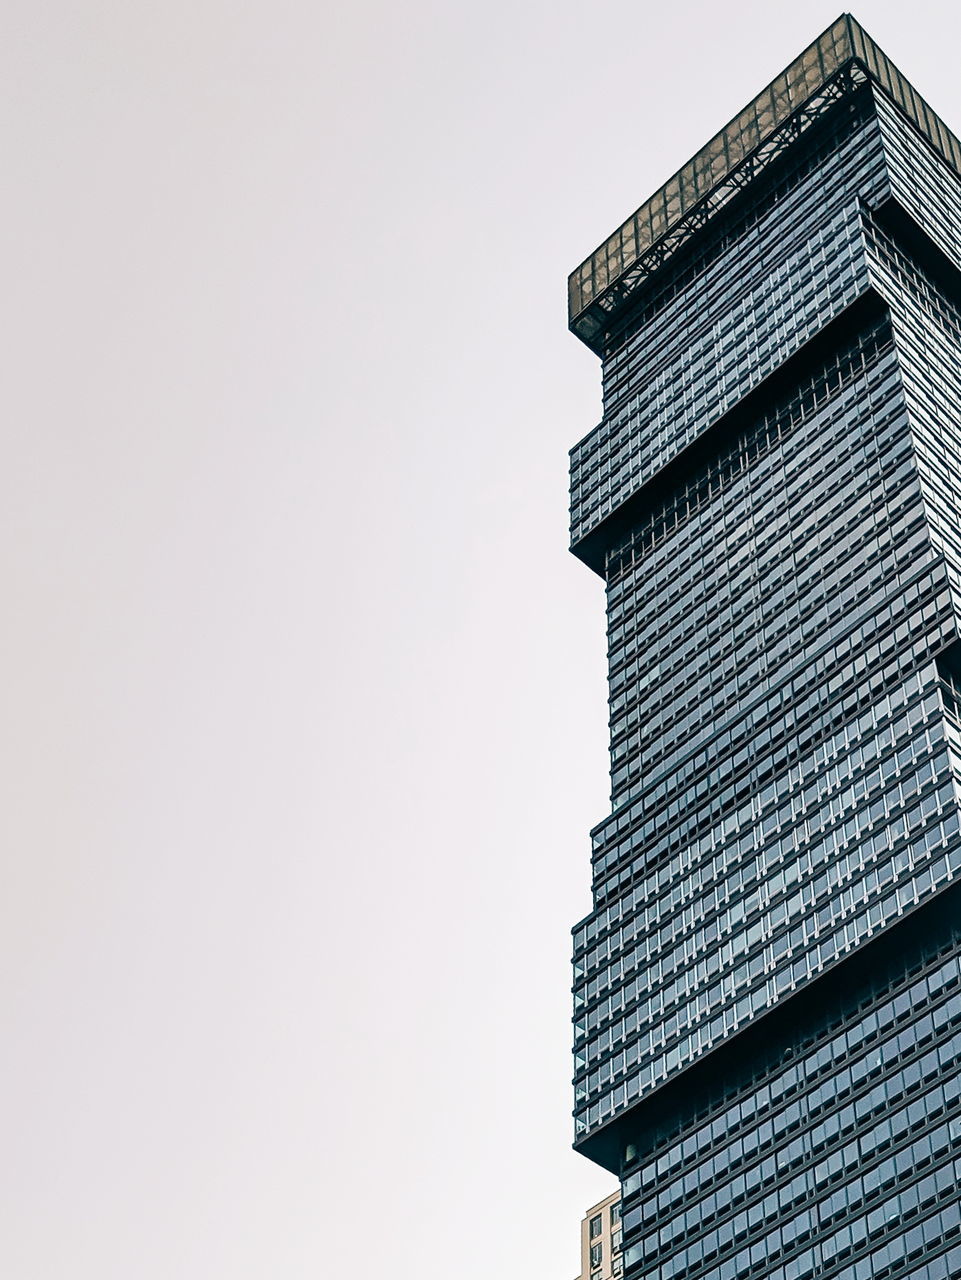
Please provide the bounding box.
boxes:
[574,1190,622,1280]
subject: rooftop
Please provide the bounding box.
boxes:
[568,14,961,350]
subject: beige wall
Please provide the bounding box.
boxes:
[574,1190,623,1280]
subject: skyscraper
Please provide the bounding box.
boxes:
[567,15,961,1280]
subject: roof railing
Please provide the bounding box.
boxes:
[569,15,961,349]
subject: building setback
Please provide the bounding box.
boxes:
[567,15,961,1280]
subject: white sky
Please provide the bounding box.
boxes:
[2,2,959,1277]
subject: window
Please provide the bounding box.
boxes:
[591,1243,603,1268]
[590,1216,603,1239]
[611,1202,622,1224]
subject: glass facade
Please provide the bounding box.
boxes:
[567,16,961,1280]
[620,942,961,1280]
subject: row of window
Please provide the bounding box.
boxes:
[622,943,961,1195]
[606,469,925,768]
[587,1201,623,1277]
[605,588,955,869]
[630,1151,961,1280]
[576,725,949,1031]
[637,1111,961,1275]
[575,257,868,545]
[576,780,960,1111]
[598,95,880,406]
[606,411,919,699]
[630,1001,961,1242]
[576,670,939,956]
[598,682,940,889]
[580,711,945,984]
[620,948,961,1280]
[576,809,961,1135]
[607,390,912,772]
[877,89,961,277]
[864,202,961,604]
[609,525,934,804]
[571,202,872,543]
[574,113,887,484]
[598,601,955,911]
[606,415,914,733]
[606,413,911,698]
[605,319,892,582]
[601,412,911,706]
[604,374,907,679]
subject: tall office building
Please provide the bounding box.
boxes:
[568,15,961,1280]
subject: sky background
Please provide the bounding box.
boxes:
[2,2,960,1277]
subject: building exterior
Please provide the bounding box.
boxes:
[567,15,961,1280]
[574,1191,623,1280]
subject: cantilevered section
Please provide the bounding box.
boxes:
[568,14,961,351]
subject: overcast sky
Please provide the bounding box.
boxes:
[3,2,960,1277]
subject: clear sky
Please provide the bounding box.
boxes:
[2,2,959,1277]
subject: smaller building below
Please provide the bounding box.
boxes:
[574,1190,623,1280]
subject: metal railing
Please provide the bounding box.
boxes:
[569,15,961,346]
